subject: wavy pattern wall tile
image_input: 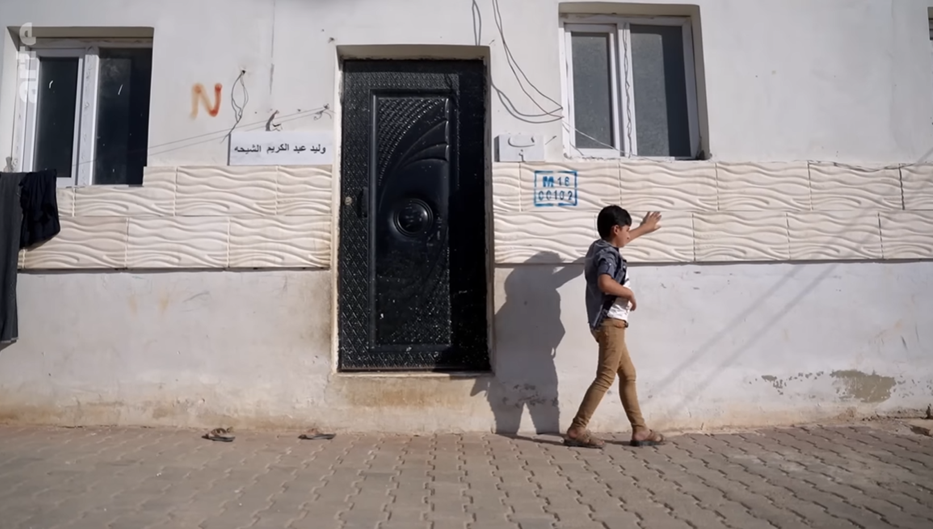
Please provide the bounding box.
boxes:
[492,163,520,214]
[127,217,229,268]
[494,212,595,263]
[900,165,933,210]
[716,162,811,211]
[23,217,127,269]
[143,166,177,186]
[788,211,882,260]
[880,211,933,259]
[22,161,933,269]
[56,188,74,216]
[520,162,620,211]
[622,212,695,262]
[694,212,789,262]
[70,166,175,216]
[809,163,902,210]
[618,161,717,211]
[277,166,332,216]
[176,166,276,216]
[228,216,331,268]
[74,180,175,216]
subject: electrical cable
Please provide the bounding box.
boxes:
[223,70,250,142]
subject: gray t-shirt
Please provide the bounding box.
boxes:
[584,238,628,330]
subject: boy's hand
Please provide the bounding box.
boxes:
[618,286,636,311]
[629,212,662,241]
[639,211,662,233]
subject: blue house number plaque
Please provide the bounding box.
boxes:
[533,170,578,207]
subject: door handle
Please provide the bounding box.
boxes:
[358,187,369,219]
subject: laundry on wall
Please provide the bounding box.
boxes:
[0,169,61,344]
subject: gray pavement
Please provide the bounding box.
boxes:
[0,423,931,529]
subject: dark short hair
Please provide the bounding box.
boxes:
[596,205,632,239]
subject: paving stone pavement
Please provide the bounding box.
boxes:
[0,424,931,529]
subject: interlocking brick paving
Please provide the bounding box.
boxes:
[0,423,930,528]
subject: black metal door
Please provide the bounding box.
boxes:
[338,60,489,372]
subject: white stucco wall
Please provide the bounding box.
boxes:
[1,0,932,432]
[3,262,931,432]
[1,0,932,164]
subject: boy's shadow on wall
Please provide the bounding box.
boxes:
[472,252,583,435]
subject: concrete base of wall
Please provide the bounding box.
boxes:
[1,262,931,433]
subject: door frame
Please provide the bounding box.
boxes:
[329,47,494,375]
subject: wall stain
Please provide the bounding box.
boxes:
[158,292,172,315]
[0,398,321,431]
[191,83,222,118]
[497,384,556,409]
[831,370,897,403]
[761,375,785,394]
[183,291,211,304]
[332,376,473,409]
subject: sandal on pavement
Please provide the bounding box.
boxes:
[563,430,605,449]
[298,428,336,441]
[630,430,664,447]
[203,427,235,442]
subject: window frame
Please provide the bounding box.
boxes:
[929,19,933,52]
[12,38,152,187]
[559,15,701,160]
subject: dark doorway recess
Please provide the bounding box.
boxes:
[338,60,489,372]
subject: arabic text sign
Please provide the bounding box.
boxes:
[229,131,333,165]
[533,170,578,207]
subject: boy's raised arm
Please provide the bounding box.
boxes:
[629,211,662,241]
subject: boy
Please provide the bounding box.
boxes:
[564,205,664,448]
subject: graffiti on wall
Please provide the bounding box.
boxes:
[191,83,222,118]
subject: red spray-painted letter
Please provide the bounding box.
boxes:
[191,83,222,118]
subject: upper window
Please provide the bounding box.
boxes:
[16,40,153,186]
[561,16,700,159]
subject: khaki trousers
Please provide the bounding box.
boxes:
[570,318,647,432]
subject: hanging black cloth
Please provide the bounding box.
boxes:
[0,173,22,344]
[1,169,61,344]
[19,169,60,249]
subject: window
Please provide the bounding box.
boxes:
[561,16,700,159]
[16,40,153,186]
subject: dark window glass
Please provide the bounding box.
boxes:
[570,32,614,150]
[94,48,152,185]
[34,57,79,180]
[630,25,692,157]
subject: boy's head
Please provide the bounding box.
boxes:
[596,205,633,247]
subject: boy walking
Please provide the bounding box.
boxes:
[565,205,665,448]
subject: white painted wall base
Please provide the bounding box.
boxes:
[2,262,930,433]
